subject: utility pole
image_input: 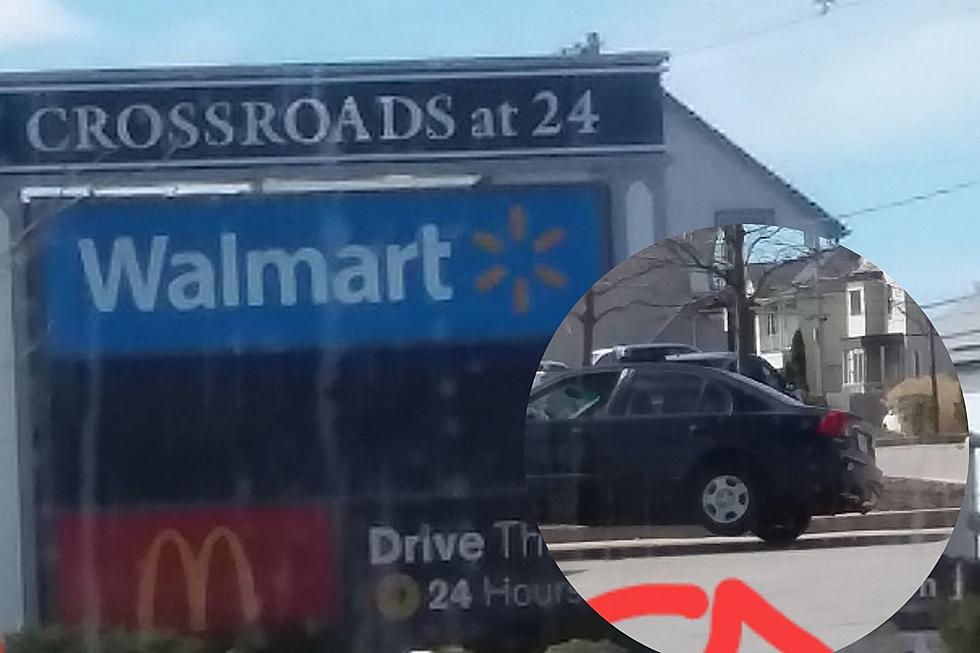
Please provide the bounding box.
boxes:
[813,239,824,398]
[929,319,941,434]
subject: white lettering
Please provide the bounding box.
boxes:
[385,241,419,302]
[331,95,371,143]
[117,104,164,150]
[470,107,495,139]
[333,245,381,304]
[425,94,455,140]
[497,101,518,137]
[369,526,402,566]
[242,101,285,146]
[75,227,457,313]
[367,525,485,566]
[246,247,329,307]
[378,95,423,141]
[27,107,69,152]
[220,233,240,307]
[78,236,168,312]
[74,106,117,151]
[167,251,216,310]
[204,102,234,146]
[284,98,330,145]
[168,102,200,150]
[420,225,452,301]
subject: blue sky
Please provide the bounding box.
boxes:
[2,0,978,307]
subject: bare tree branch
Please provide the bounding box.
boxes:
[593,297,697,324]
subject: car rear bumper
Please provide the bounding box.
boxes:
[820,453,883,514]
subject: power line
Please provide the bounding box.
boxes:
[921,293,978,311]
[671,15,815,57]
[834,179,980,220]
[671,0,866,59]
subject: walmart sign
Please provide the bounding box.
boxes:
[42,186,606,355]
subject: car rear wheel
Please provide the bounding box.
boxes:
[752,511,812,545]
[695,468,758,536]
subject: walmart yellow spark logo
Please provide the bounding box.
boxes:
[471,204,568,315]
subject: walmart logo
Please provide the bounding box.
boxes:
[471,204,568,315]
[46,189,603,354]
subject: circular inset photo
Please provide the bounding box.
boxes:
[525,225,969,653]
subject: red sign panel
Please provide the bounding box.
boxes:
[56,505,337,635]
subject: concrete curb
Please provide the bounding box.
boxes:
[548,527,954,562]
[876,433,970,447]
[540,507,960,544]
[877,476,966,511]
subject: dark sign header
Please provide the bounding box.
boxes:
[0,59,664,172]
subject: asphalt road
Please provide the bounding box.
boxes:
[876,442,969,483]
[559,540,946,653]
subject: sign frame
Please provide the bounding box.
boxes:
[0,53,667,174]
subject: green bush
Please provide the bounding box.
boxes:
[935,596,980,653]
[784,329,808,394]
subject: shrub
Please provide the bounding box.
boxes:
[885,374,968,437]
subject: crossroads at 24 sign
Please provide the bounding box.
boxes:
[0,63,663,170]
[41,186,606,354]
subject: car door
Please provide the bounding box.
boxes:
[592,369,712,522]
[524,370,626,524]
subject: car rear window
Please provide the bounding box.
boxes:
[611,371,704,415]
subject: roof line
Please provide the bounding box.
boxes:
[663,90,843,238]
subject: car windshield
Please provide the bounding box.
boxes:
[527,371,622,420]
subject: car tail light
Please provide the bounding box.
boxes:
[817,410,850,437]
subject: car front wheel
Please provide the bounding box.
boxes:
[752,511,812,545]
[695,468,758,536]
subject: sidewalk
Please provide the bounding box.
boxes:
[540,475,964,561]
[874,442,969,484]
[547,526,953,562]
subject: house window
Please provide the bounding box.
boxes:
[845,349,865,385]
[849,289,863,316]
[766,313,779,337]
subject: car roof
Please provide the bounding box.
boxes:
[667,352,738,362]
[619,343,697,351]
[529,361,803,407]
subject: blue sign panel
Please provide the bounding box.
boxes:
[42,186,606,355]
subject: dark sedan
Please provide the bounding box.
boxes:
[665,351,804,401]
[524,363,882,543]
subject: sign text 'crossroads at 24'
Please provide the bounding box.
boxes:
[0,66,663,171]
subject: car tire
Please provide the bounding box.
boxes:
[752,511,812,545]
[694,466,759,536]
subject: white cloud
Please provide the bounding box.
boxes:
[0,0,96,49]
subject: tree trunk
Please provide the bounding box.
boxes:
[724,225,756,372]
